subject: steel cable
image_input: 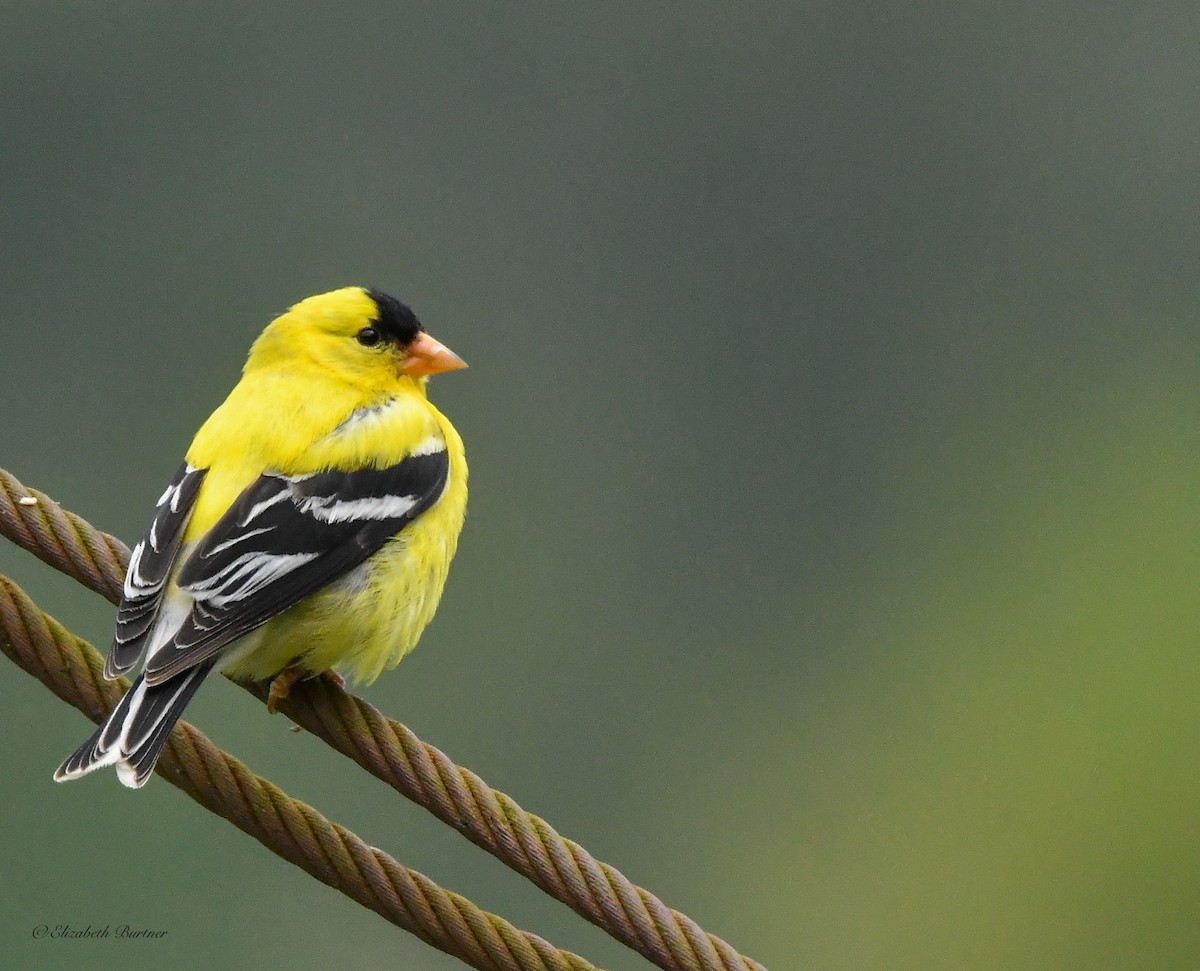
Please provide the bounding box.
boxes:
[0,466,765,971]
[0,575,601,971]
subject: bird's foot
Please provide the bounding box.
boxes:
[268,667,345,713]
[267,665,305,713]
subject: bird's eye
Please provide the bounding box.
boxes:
[356,327,382,347]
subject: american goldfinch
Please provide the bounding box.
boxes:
[54,286,468,788]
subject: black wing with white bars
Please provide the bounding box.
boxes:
[107,462,207,679]
[140,448,450,684]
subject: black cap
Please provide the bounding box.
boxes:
[366,289,423,345]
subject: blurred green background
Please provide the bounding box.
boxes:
[3,3,1199,969]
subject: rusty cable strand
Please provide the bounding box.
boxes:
[0,575,601,971]
[0,468,125,603]
[252,679,763,971]
[0,466,766,971]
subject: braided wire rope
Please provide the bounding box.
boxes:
[0,468,125,602]
[0,575,600,971]
[0,466,765,971]
[253,679,763,971]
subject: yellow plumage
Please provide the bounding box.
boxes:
[55,286,468,786]
[185,288,467,684]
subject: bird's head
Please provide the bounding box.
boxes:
[246,286,467,394]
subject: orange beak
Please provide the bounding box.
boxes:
[398,332,468,377]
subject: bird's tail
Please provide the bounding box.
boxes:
[54,661,216,788]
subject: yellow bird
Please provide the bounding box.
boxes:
[55,286,468,787]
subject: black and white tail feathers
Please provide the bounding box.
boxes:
[53,662,215,788]
[54,460,208,788]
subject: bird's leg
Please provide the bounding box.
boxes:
[267,665,305,713]
[268,666,346,713]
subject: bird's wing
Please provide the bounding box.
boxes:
[106,462,208,679]
[141,448,449,685]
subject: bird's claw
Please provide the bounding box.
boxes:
[267,666,305,713]
[267,667,345,713]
